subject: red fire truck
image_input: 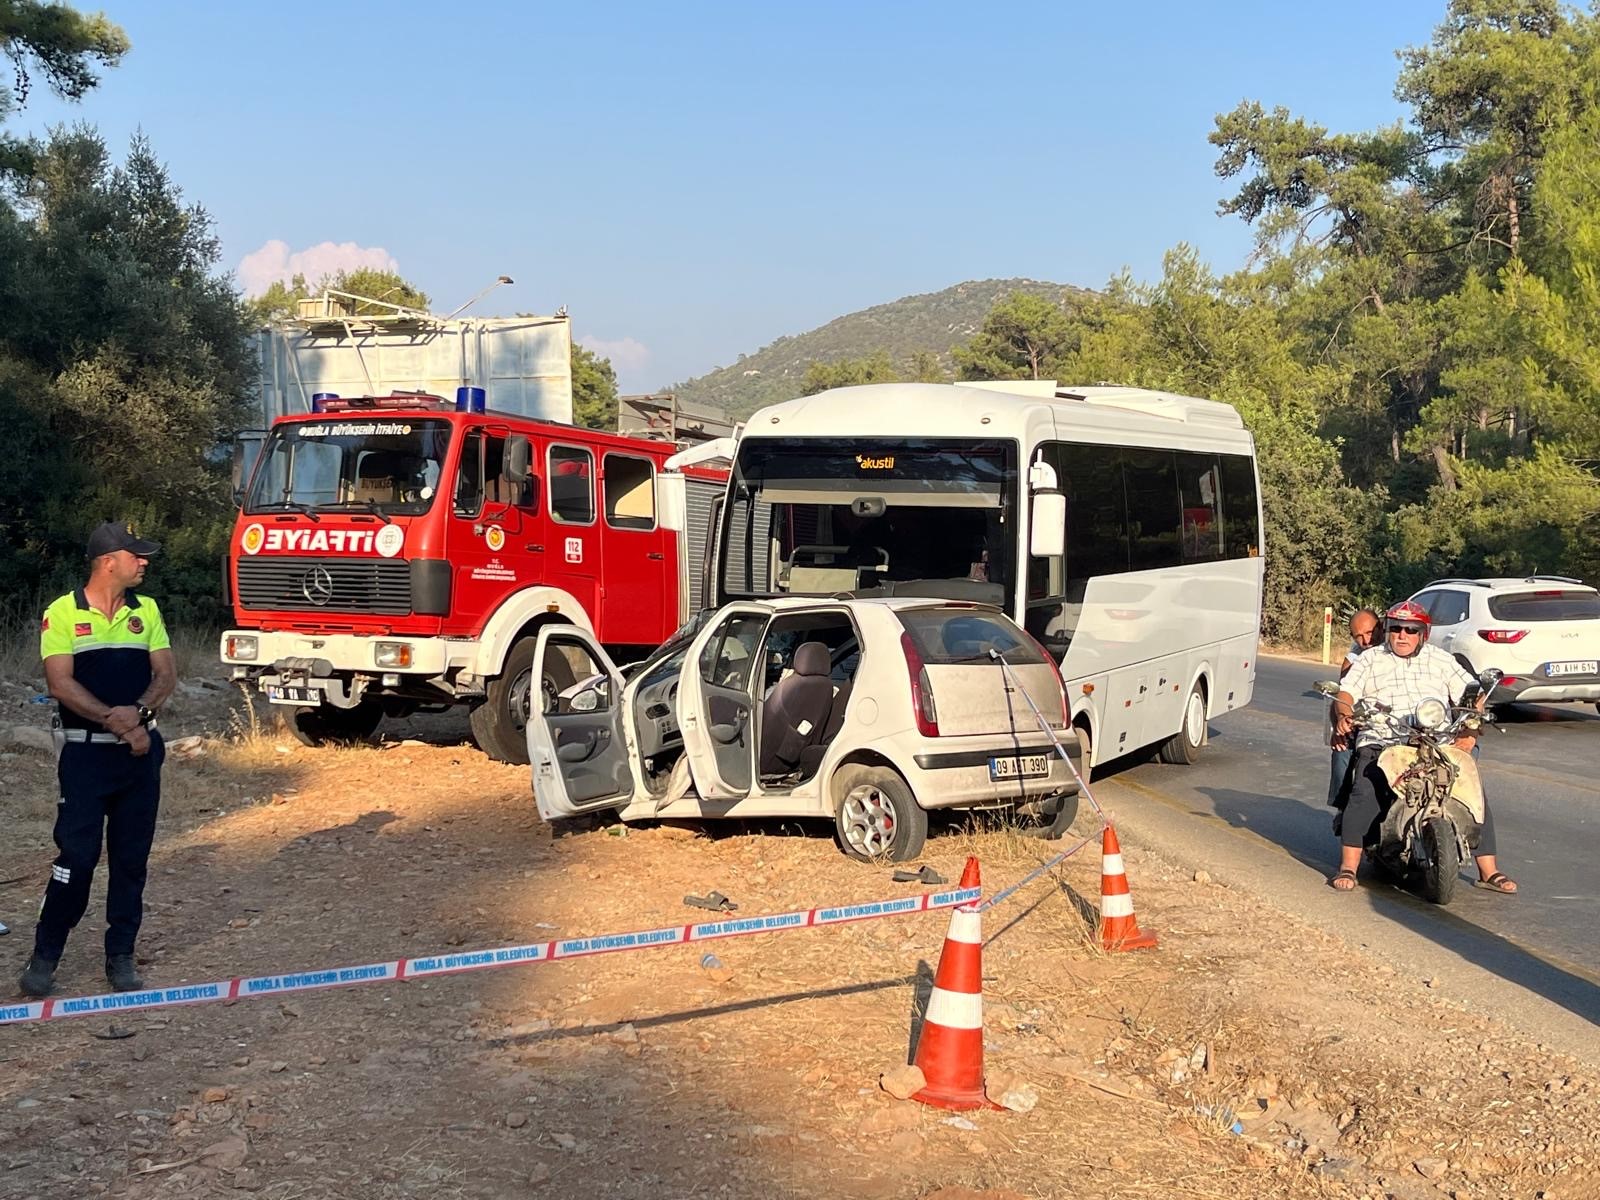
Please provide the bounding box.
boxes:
[221,387,725,763]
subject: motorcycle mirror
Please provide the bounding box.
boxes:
[1478,667,1504,688]
[1313,680,1340,697]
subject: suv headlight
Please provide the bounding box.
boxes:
[1415,698,1448,730]
[374,641,413,669]
[223,634,259,662]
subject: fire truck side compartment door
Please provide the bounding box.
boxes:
[526,626,635,820]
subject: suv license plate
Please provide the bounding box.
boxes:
[1547,660,1598,677]
[990,754,1050,781]
[263,685,322,706]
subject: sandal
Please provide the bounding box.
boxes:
[1328,868,1358,891]
[1475,872,1518,894]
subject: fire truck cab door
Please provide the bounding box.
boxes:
[526,626,635,820]
[451,429,529,621]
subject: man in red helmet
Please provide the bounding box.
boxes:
[1328,600,1517,894]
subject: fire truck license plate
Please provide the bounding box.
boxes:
[990,754,1050,780]
[263,685,321,706]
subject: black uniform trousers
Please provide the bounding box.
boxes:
[33,731,164,963]
[1340,743,1497,856]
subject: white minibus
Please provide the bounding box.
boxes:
[705,381,1264,774]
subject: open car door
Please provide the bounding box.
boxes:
[525,626,636,820]
[677,608,769,801]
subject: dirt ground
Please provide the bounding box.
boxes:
[1,673,1596,1200]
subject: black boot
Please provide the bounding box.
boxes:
[105,954,144,993]
[18,954,57,998]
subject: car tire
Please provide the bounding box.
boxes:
[288,699,384,747]
[1157,684,1207,765]
[833,765,927,862]
[470,635,576,765]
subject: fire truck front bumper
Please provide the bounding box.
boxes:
[221,630,466,686]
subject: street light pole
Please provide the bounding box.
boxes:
[443,275,515,320]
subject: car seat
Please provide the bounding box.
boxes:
[798,676,853,778]
[759,641,833,776]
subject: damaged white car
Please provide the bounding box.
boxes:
[525,598,1082,860]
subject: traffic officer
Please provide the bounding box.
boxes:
[17,522,176,997]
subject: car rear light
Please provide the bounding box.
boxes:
[1477,629,1529,643]
[1024,631,1071,726]
[899,631,940,736]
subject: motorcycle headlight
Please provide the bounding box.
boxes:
[1415,698,1448,730]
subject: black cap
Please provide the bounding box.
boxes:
[86,521,162,559]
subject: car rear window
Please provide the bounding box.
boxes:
[1488,590,1600,621]
[897,608,1047,665]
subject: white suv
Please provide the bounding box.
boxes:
[1406,577,1600,712]
[524,597,1083,861]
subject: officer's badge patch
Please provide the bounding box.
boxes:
[74,622,92,637]
[128,616,144,634]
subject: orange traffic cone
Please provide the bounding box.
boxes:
[911,856,999,1111]
[1099,825,1158,952]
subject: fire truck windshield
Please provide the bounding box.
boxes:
[246,418,452,516]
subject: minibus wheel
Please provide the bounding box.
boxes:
[1158,684,1207,765]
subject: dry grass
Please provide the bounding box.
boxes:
[4,727,1595,1199]
[0,611,222,683]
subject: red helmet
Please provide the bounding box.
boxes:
[1385,599,1432,629]
[1385,600,1431,657]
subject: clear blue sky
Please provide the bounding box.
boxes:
[12,1,1443,393]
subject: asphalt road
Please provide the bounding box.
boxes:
[1091,654,1600,1057]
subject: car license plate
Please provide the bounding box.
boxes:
[990,753,1050,781]
[1547,660,1598,677]
[263,685,321,706]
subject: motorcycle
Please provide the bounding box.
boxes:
[1314,669,1503,905]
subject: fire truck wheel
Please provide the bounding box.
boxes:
[288,700,384,747]
[470,634,576,765]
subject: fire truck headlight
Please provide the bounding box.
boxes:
[224,635,259,662]
[375,642,413,669]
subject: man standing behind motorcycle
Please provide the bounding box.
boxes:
[1329,600,1519,894]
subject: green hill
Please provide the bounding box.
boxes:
[663,277,1094,419]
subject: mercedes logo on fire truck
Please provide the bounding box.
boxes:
[301,566,335,606]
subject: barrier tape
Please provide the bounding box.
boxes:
[0,885,980,1027]
[975,827,1102,913]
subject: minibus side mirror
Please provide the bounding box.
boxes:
[658,472,687,532]
[232,431,267,506]
[1030,489,1066,558]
